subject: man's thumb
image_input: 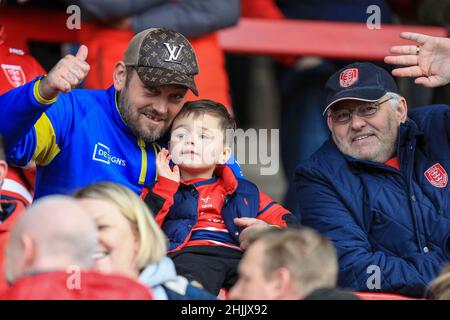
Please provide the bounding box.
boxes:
[75,45,88,61]
[233,217,252,227]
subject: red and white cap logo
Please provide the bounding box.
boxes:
[424,163,448,188]
[1,64,26,88]
[339,68,358,88]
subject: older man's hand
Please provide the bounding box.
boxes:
[234,217,272,250]
[384,32,450,88]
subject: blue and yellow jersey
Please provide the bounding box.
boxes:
[0,77,161,198]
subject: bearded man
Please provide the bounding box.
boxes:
[0,28,203,198]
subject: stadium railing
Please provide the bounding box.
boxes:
[1,6,448,59]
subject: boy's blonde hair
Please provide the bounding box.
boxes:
[74,182,167,270]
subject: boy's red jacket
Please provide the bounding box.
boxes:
[142,165,298,252]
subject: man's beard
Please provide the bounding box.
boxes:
[117,89,167,144]
[332,117,398,163]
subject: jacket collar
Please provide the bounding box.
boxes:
[215,165,239,195]
[139,257,178,288]
[182,165,239,195]
[107,86,134,136]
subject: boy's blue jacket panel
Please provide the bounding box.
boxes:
[295,105,450,297]
[142,166,298,252]
[0,77,160,198]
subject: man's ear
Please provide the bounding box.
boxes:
[0,160,8,187]
[270,267,293,299]
[21,234,36,271]
[219,146,232,165]
[113,61,128,91]
[396,97,408,123]
[327,115,333,131]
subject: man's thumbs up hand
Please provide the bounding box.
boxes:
[38,45,90,101]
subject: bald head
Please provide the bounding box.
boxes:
[5,195,98,283]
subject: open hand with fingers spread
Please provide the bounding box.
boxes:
[384,32,450,88]
[156,148,180,183]
[38,45,90,100]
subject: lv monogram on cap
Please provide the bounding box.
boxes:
[164,43,184,63]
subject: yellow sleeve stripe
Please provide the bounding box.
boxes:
[33,113,61,166]
[33,78,58,105]
[138,138,147,185]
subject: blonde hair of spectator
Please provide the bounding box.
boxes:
[74,182,167,269]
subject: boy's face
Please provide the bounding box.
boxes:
[169,113,231,171]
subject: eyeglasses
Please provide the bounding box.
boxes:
[328,97,393,124]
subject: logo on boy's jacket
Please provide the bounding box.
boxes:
[200,196,211,204]
[424,163,448,188]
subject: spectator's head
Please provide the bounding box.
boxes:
[4,195,98,284]
[0,134,7,189]
[113,28,199,144]
[324,62,408,163]
[74,182,167,279]
[229,227,338,300]
[429,263,450,300]
[169,99,234,173]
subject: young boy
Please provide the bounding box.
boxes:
[141,100,297,295]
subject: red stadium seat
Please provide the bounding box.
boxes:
[355,291,416,300]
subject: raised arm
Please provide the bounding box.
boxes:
[384,32,450,87]
[0,46,90,166]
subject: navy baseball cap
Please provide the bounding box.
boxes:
[323,62,399,115]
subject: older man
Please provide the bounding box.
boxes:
[295,62,450,297]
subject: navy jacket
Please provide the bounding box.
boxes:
[295,105,450,297]
[143,166,296,252]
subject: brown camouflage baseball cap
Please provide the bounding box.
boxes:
[124,28,199,95]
